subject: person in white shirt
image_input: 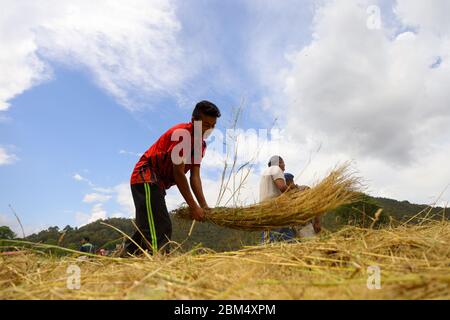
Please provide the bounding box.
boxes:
[260,156,296,243]
[284,173,322,238]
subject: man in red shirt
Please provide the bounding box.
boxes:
[124,101,221,256]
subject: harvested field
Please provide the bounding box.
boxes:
[1,221,449,300]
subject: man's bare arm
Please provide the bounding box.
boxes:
[313,214,322,233]
[173,163,204,221]
[274,178,288,193]
[190,165,208,209]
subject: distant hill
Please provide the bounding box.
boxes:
[20,216,261,253]
[321,195,448,231]
[372,197,447,221]
[2,195,447,254]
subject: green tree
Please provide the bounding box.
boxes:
[0,226,17,239]
[47,226,60,233]
[63,225,73,232]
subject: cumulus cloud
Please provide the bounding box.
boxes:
[119,150,142,157]
[164,175,233,211]
[0,146,19,165]
[72,173,94,186]
[395,0,450,34]
[74,182,135,226]
[0,212,46,237]
[92,187,114,194]
[202,128,285,169]
[285,1,450,164]
[72,174,83,181]
[282,0,450,165]
[82,193,112,204]
[243,0,315,88]
[75,203,108,226]
[111,212,129,219]
[0,0,186,111]
[114,183,135,217]
[255,0,450,204]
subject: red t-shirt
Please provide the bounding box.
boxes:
[130,122,206,189]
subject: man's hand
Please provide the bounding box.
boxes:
[190,205,206,221]
[190,166,210,212]
[313,217,322,233]
[200,202,210,210]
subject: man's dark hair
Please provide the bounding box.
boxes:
[192,100,221,120]
[268,155,283,167]
[82,237,90,242]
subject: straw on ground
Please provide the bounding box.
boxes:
[1,221,449,300]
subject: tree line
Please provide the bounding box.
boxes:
[1,195,447,254]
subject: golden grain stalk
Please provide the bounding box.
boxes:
[175,164,362,231]
[1,221,449,300]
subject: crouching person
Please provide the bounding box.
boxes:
[123,101,221,256]
[260,156,296,243]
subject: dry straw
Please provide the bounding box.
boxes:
[175,164,363,230]
[1,221,449,300]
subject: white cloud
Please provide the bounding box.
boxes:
[243,0,315,90]
[164,175,231,211]
[111,212,128,219]
[283,1,449,163]
[0,213,46,237]
[75,203,107,226]
[0,213,19,236]
[72,173,94,186]
[74,182,135,226]
[0,147,19,165]
[252,0,450,205]
[202,127,294,172]
[92,187,114,194]
[72,173,84,181]
[89,204,108,222]
[395,0,450,35]
[82,193,112,204]
[119,150,142,157]
[114,183,135,217]
[0,0,186,111]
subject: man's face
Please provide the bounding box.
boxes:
[286,179,294,187]
[279,160,286,171]
[197,113,217,137]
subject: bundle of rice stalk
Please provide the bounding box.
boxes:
[175,164,363,231]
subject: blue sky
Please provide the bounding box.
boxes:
[0,63,264,232]
[2,67,135,221]
[0,0,314,233]
[1,0,450,235]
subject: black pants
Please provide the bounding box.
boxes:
[125,183,172,255]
